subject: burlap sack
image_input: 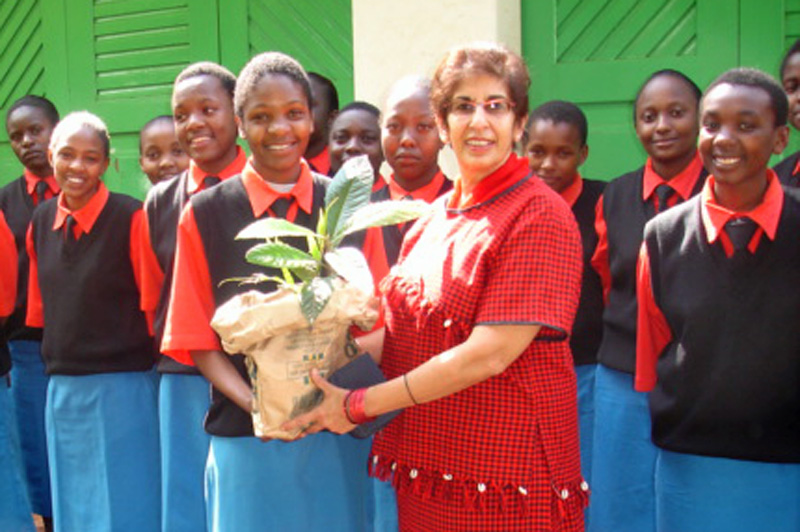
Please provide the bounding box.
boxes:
[211,279,378,440]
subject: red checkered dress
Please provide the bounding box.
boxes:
[371,155,587,531]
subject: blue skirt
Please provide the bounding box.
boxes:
[589,364,657,532]
[9,339,51,517]
[159,373,211,532]
[46,371,160,532]
[655,449,800,531]
[575,363,596,484]
[206,432,372,532]
[368,475,398,532]
[0,380,36,532]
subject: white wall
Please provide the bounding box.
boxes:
[351,0,521,178]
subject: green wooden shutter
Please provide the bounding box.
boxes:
[522,0,739,180]
[0,0,48,180]
[220,0,353,104]
[66,0,220,197]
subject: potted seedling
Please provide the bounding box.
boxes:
[211,155,429,440]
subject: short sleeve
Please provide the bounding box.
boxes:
[0,211,16,317]
[476,196,582,338]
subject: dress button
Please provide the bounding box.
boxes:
[391,462,397,471]
[580,481,589,492]
[409,469,418,479]
[372,456,379,465]
[560,488,569,500]
[443,318,453,328]
[477,483,487,493]
[518,486,528,496]
[443,474,453,481]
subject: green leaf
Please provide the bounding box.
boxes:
[324,247,374,295]
[334,200,432,245]
[324,155,373,240]
[299,277,335,325]
[236,218,317,241]
[245,241,319,272]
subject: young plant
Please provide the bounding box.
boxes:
[235,155,430,323]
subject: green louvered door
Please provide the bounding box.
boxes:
[0,0,49,180]
[219,0,354,104]
[48,0,220,196]
[522,0,741,180]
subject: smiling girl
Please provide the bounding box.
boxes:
[162,52,371,532]
[589,70,707,532]
[26,111,160,532]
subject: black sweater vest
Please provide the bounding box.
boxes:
[192,174,329,437]
[31,193,155,375]
[144,171,199,374]
[598,167,707,373]
[570,179,605,366]
[0,176,42,340]
[773,150,800,187]
[644,193,800,462]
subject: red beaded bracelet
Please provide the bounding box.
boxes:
[343,388,375,425]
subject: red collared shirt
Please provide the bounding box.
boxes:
[186,146,248,194]
[139,147,248,315]
[25,183,157,331]
[591,152,705,302]
[161,160,316,365]
[0,211,17,317]
[24,169,59,206]
[635,170,783,392]
[306,146,331,176]
[558,174,584,208]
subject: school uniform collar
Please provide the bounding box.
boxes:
[240,158,314,218]
[387,170,447,203]
[306,145,330,175]
[186,146,247,194]
[52,181,109,234]
[24,169,59,197]
[701,169,783,249]
[642,151,704,202]
[448,153,530,209]
[558,173,583,208]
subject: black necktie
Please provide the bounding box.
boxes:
[34,180,48,205]
[270,197,292,219]
[64,215,77,244]
[202,176,221,189]
[654,184,675,214]
[724,217,757,254]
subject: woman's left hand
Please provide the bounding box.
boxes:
[282,368,357,438]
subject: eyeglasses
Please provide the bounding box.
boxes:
[448,98,516,118]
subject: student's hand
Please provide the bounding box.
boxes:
[282,369,356,438]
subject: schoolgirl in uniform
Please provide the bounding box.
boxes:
[0,209,36,532]
[305,72,339,175]
[774,39,800,184]
[162,51,371,532]
[0,95,60,532]
[26,112,160,532]
[140,61,246,532]
[138,115,190,186]
[329,101,385,190]
[589,70,707,532]
[637,68,800,532]
[523,100,604,492]
[361,76,452,287]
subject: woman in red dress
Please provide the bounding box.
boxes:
[288,43,586,531]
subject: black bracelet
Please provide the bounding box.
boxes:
[403,373,420,405]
